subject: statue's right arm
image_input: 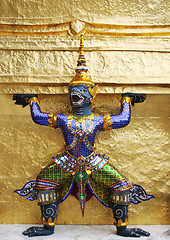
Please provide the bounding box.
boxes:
[29,97,58,127]
[13,94,58,128]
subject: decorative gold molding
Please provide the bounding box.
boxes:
[0,75,169,84]
[1,84,170,95]
[0,19,169,36]
[86,29,170,37]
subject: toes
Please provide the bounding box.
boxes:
[27,228,39,237]
[22,227,35,235]
[134,228,150,236]
[22,227,34,235]
[130,231,140,237]
[28,233,36,237]
[22,231,29,235]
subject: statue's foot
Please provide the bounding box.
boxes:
[22,226,54,237]
[117,227,150,237]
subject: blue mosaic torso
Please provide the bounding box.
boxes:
[57,114,103,158]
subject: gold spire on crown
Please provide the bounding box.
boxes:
[68,35,95,87]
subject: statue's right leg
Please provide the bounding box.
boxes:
[23,186,58,237]
[22,200,58,237]
[22,162,71,237]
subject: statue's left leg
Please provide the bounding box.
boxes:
[89,163,150,237]
[112,204,150,237]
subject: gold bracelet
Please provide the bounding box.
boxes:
[28,97,40,105]
[121,97,132,105]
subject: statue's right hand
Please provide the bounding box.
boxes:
[13,94,38,107]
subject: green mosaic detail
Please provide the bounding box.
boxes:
[89,162,130,206]
[90,162,125,187]
[38,163,71,183]
[37,162,73,203]
[36,161,130,207]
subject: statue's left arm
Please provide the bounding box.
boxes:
[103,93,146,130]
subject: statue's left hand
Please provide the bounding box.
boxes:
[13,94,38,108]
[122,93,146,106]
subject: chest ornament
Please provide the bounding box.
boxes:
[76,129,85,140]
[65,115,95,150]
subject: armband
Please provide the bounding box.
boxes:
[103,114,112,131]
[47,114,57,128]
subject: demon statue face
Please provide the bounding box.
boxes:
[69,85,93,107]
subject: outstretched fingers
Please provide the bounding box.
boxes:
[134,94,146,103]
[13,95,22,105]
[12,94,18,100]
[137,96,144,103]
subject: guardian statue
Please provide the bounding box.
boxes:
[13,36,154,237]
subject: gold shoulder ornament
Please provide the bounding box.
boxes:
[89,85,98,103]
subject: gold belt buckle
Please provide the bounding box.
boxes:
[72,155,91,176]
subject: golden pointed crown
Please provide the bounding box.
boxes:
[68,35,95,87]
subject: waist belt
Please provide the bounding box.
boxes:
[52,151,109,174]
